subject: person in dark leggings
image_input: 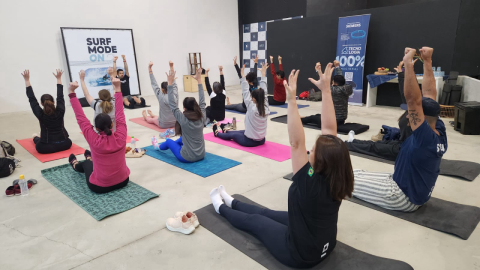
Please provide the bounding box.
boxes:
[209,63,354,268]
[21,69,72,154]
[213,63,270,147]
[225,56,258,113]
[67,77,130,194]
[205,66,226,124]
[268,55,286,105]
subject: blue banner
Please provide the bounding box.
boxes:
[336,15,371,105]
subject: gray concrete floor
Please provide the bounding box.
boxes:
[1,84,479,270]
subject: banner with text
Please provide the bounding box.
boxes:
[61,28,140,99]
[335,15,370,105]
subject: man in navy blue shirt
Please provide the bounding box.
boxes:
[352,47,447,212]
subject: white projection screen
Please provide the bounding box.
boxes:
[61,27,141,99]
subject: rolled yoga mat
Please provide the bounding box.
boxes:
[41,164,159,221]
[195,194,413,270]
[270,115,370,135]
[349,151,480,181]
[283,173,480,239]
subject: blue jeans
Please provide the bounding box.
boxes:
[159,137,191,163]
[217,130,265,147]
[220,200,300,268]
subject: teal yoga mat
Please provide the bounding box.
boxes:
[41,164,159,221]
[143,145,242,177]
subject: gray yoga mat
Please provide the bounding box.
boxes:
[283,173,480,239]
[270,114,369,135]
[349,151,480,181]
[196,194,413,270]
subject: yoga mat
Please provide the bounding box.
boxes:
[142,145,241,178]
[349,151,480,181]
[225,109,277,116]
[41,164,158,221]
[129,117,168,133]
[203,132,291,162]
[196,194,413,270]
[16,139,85,163]
[269,103,310,109]
[270,115,369,135]
[283,172,480,239]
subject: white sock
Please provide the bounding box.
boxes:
[210,188,223,214]
[218,185,234,208]
[347,130,355,142]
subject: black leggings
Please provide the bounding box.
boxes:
[225,103,247,113]
[33,137,72,154]
[301,114,345,128]
[217,130,265,147]
[346,139,401,161]
[268,96,285,106]
[220,200,303,268]
[206,106,225,123]
[74,160,129,193]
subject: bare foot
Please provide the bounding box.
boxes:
[142,110,148,121]
[227,97,231,105]
[403,47,417,67]
[132,96,141,104]
[419,47,433,62]
[147,110,154,117]
[123,97,130,107]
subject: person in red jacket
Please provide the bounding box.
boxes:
[269,55,286,105]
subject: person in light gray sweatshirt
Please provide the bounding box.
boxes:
[213,63,270,147]
[156,66,206,162]
[142,61,178,129]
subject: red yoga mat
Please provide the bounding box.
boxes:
[204,132,291,162]
[129,117,169,133]
[80,132,138,144]
[16,138,85,163]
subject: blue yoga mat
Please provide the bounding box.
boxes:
[142,145,242,177]
[269,103,310,109]
[225,110,277,115]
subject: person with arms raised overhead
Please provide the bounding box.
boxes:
[141,61,177,138]
[22,69,72,154]
[268,55,286,105]
[209,63,354,268]
[204,66,226,124]
[352,47,447,211]
[213,63,270,147]
[152,66,206,163]
[113,55,146,109]
[225,55,259,113]
[67,75,130,193]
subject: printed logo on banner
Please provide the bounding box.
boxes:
[251,32,258,41]
[244,59,251,68]
[244,24,251,33]
[244,42,251,51]
[250,51,258,60]
[258,59,265,68]
[258,41,266,50]
[258,22,266,32]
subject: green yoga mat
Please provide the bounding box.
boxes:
[41,164,159,221]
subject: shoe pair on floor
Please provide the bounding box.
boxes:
[5,179,37,196]
[166,211,200,235]
[159,129,176,139]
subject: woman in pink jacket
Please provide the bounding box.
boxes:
[67,77,130,193]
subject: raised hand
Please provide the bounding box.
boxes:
[403,47,417,66]
[107,67,114,76]
[254,54,258,64]
[258,62,270,77]
[52,69,64,79]
[206,68,210,73]
[111,77,121,92]
[270,55,274,63]
[233,56,237,65]
[333,60,339,67]
[149,61,154,69]
[169,61,174,69]
[193,67,202,83]
[79,70,85,81]
[308,63,334,92]
[394,61,404,73]
[419,47,433,62]
[68,81,79,93]
[166,69,176,85]
[113,56,118,62]
[315,62,322,73]
[283,69,300,101]
[21,70,30,81]
[121,55,126,61]
[278,55,282,61]
[240,64,246,78]
[218,66,223,71]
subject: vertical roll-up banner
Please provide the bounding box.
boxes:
[335,15,371,105]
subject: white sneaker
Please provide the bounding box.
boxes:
[174,211,200,228]
[166,216,195,235]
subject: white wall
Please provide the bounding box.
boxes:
[458,76,480,102]
[0,0,239,114]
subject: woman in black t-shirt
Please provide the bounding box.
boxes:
[204,66,226,124]
[209,63,354,268]
[22,69,72,154]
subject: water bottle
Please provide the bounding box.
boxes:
[232,117,237,130]
[130,136,136,150]
[151,136,157,146]
[18,175,28,196]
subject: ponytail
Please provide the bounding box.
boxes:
[94,113,113,136]
[251,88,266,117]
[41,94,56,115]
[98,90,113,114]
[182,97,203,121]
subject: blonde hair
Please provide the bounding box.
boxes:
[98,89,113,114]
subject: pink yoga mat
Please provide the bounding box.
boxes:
[204,132,291,162]
[129,117,168,133]
[16,138,85,163]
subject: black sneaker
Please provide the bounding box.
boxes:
[140,97,146,107]
[220,124,227,133]
[69,154,78,171]
[213,125,219,137]
[84,150,92,161]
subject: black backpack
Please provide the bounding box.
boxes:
[1,141,15,156]
[0,158,15,178]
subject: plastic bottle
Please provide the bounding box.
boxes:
[130,136,136,150]
[18,175,28,196]
[232,117,237,130]
[151,136,158,146]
